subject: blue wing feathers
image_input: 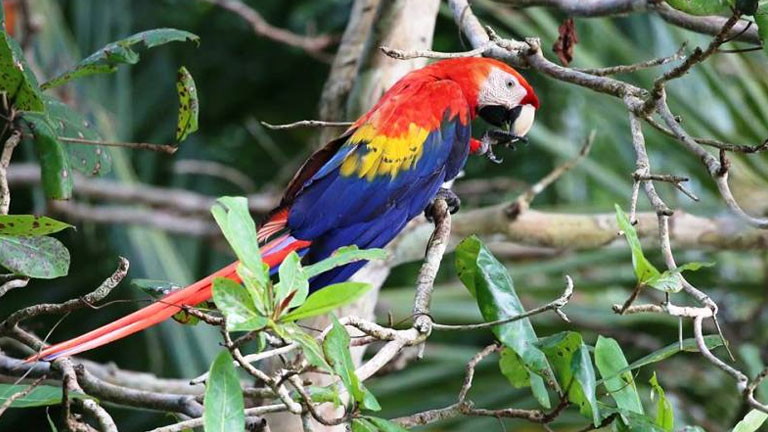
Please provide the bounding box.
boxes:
[287,114,471,291]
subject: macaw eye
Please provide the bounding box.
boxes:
[506,81,514,88]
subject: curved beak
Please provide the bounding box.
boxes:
[478,104,536,137]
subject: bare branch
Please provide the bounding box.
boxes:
[0,276,29,299]
[58,137,178,155]
[380,43,491,60]
[260,120,353,130]
[198,0,333,55]
[2,257,129,334]
[0,129,21,215]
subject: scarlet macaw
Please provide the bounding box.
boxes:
[30,57,538,361]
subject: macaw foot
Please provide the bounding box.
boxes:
[425,187,461,221]
[480,130,527,164]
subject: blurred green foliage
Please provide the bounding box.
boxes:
[1,0,767,430]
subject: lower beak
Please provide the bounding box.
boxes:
[512,104,535,137]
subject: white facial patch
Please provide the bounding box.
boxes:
[477,67,527,109]
[513,104,536,137]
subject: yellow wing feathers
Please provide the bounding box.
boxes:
[340,123,430,181]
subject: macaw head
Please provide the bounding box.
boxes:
[431,57,539,138]
[475,59,539,138]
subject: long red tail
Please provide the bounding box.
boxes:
[28,235,310,362]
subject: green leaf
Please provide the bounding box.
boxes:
[665,0,732,15]
[303,246,387,279]
[603,407,668,432]
[44,95,111,176]
[212,277,267,332]
[365,416,410,432]
[352,418,378,432]
[132,279,200,325]
[594,336,644,414]
[211,197,266,285]
[275,251,309,311]
[0,234,69,279]
[281,323,332,372]
[600,335,723,382]
[0,384,89,407]
[176,66,199,142]
[0,215,72,236]
[732,409,768,432]
[303,385,342,406]
[323,315,380,411]
[538,332,600,426]
[649,373,674,431]
[645,262,714,293]
[280,282,372,322]
[755,2,768,55]
[22,113,73,200]
[499,347,530,388]
[0,15,44,111]
[41,28,199,89]
[132,278,182,296]
[455,235,555,409]
[615,204,659,283]
[204,350,245,432]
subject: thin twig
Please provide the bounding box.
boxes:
[199,0,334,57]
[3,258,129,340]
[633,173,699,202]
[0,276,29,299]
[432,276,573,331]
[260,120,352,130]
[58,137,178,155]
[0,375,46,418]
[576,43,686,76]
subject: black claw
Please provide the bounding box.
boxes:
[425,188,461,221]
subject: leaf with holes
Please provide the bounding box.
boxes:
[176,66,198,142]
[42,28,199,89]
[21,113,73,200]
[0,234,70,279]
[0,215,72,236]
[538,332,600,426]
[0,11,43,111]
[44,95,111,176]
